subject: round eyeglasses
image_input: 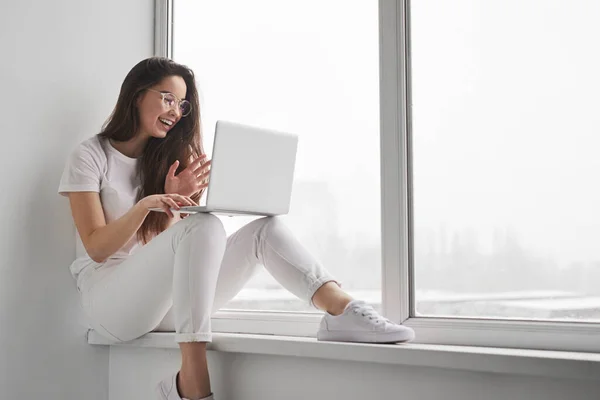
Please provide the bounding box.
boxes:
[146,88,192,117]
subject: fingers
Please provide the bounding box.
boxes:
[160,199,175,218]
[177,194,197,206]
[146,194,197,217]
[167,160,180,178]
[165,193,198,207]
[196,179,209,191]
[196,169,210,182]
[188,154,208,172]
[162,197,180,210]
[192,159,211,175]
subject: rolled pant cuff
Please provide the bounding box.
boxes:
[175,332,212,343]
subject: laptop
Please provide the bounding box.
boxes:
[151,120,298,217]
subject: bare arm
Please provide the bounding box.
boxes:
[68,192,195,263]
[68,192,150,263]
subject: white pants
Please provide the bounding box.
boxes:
[78,214,337,343]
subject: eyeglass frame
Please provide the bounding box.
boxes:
[145,88,192,117]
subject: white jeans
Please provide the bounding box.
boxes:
[78,214,337,343]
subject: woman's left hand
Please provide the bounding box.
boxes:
[164,155,211,198]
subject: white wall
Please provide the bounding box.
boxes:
[109,348,600,400]
[0,1,153,398]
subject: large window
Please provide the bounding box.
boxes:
[162,0,600,350]
[173,0,381,312]
[411,0,600,322]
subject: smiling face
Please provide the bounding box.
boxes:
[136,75,188,139]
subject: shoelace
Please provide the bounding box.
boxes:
[350,303,390,324]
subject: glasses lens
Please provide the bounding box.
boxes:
[163,93,177,108]
[180,100,192,117]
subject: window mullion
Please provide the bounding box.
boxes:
[380,0,411,323]
[155,0,173,58]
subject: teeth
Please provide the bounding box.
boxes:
[159,118,173,126]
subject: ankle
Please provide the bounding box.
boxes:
[177,371,212,400]
[327,297,352,316]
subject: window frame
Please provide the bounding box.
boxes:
[158,0,600,353]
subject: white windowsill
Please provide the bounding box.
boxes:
[88,329,600,381]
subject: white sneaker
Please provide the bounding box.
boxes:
[317,300,415,344]
[156,372,214,400]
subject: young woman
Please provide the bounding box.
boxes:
[58,57,414,400]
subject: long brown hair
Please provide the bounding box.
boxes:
[99,57,205,244]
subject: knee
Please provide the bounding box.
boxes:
[257,216,286,236]
[185,213,226,242]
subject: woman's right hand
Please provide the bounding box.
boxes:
[138,194,198,218]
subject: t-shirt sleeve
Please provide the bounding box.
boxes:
[58,142,103,196]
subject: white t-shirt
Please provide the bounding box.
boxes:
[58,135,142,281]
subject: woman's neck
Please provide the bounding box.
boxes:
[109,134,148,158]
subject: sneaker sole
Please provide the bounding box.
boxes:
[316,329,415,344]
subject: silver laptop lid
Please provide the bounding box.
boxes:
[205,120,298,215]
